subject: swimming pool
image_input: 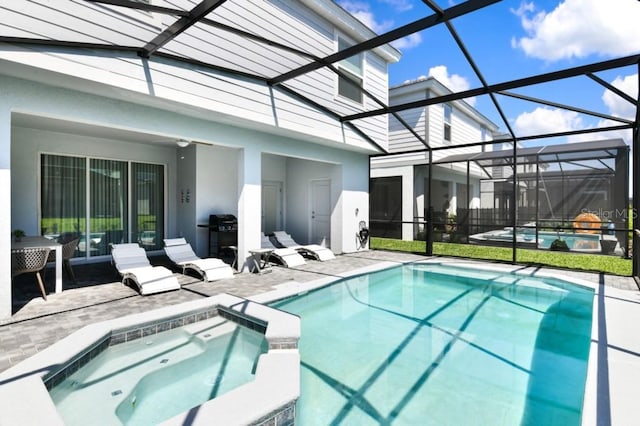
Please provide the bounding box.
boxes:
[470,228,605,251]
[272,263,594,425]
[49,317,267,425]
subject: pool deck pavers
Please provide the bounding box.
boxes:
[1,250,639,425]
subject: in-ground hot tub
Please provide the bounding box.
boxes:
[0,294,300,425]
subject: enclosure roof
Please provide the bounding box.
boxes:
[0,1,638,154]
[433,138,628,165]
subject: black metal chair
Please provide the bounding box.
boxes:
[11,247,51,300]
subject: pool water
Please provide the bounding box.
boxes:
[50,317,267,425]
[272,263,594,425]
[524,230,600,250]
[478,229,602,250]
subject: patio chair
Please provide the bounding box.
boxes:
[111,243,180,295]
[45,232,81,283]
[259,233,306,268]
[163,238,234,282]
[271,231,336,261]
[11,247,51,300]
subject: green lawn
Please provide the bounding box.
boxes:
[371,237,632,276]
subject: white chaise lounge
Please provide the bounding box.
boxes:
[260,233,306,268]
[163,238,234,282]
[272,231,336,261]
[111,243,181,295]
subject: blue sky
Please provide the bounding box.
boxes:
[337,0,640,147]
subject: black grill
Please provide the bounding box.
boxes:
[209,214,238,232]
[204,214,238,259]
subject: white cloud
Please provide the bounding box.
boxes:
[572,73,639,144]
[513,74,637,145]
[380,0,413,12]
[337,1,394,34]
[602,74,638,120]
[565,126,633,144]
[338,0,422,50]
[410,65,476,106]
[428,66,470,92]
[511,0,640,61]
[392,32,423,50]
[513,107,583,136]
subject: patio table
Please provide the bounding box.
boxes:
[12,236,63,293]
[248,248,273,274]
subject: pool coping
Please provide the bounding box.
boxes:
[0,293,300,426]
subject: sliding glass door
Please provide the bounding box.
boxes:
[132,162,164,251]
[40,154,86,248]
[41,154,165,258]
[90,159,128,256]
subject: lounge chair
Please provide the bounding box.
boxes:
[259,233,306,268]
[163,238,234,282]
[271,231,336,261]
[111,243,180,295]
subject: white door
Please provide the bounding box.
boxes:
[262,181,282,234]
[311,179,331,247]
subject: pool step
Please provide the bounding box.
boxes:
[182,317,239,345]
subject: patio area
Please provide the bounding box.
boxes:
[2,250,429,371]
[2,250,640,424]
[1,250,636,370]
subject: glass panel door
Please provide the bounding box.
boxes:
[90,159,128,256]
[41,155,165,258]
[132,162,164,250]
[40,154,86,256]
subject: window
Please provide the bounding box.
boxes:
[336,35,364,103]
[444,104,452,143]
[41,154,165,258]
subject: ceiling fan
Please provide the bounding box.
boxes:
[151,137,210,148]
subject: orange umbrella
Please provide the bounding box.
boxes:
[573,212,601,234]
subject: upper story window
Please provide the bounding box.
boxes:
[336,35,364,104]
[443,103,452,143]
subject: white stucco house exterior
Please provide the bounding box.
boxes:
[370,77,500,241]
[0,0,401,318]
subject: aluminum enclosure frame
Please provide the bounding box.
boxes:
[1,0,638,279]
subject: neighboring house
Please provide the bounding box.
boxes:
[370,77,500,240]
[0,1,401,317]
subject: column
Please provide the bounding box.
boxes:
[237,147,262,272]
[0,107,11,318]
[402,169,413,240]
